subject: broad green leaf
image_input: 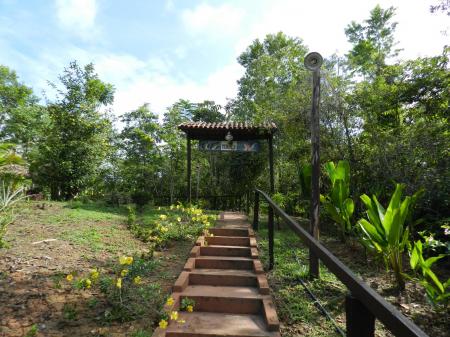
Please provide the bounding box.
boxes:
[344,198,354,217]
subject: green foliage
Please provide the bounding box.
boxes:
[357,184,412,289]
[410,240,450,307]
[321,160,354,241]
[180,297,195,311]
[129,205,216,249]
[345,5,399,76]
[0,144,27,247]
[67,255,163,323]
[24,324,38,337]
[31,61,114,200]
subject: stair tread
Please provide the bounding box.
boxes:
[189,269,256,277]
[203,245,251,249]
[195,256,253,261]
[181,285,260,298]
[165,311,279,337]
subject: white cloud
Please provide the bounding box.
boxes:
[55,0,98,39]
[181,3,244,36]
[234,0,449,60]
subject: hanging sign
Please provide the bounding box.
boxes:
[198,140,260,152]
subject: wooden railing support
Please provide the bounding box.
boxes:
[268,205,274,270]
[346,294,375,337]
[253,190,259,230]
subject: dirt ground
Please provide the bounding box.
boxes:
[0,202,192,337]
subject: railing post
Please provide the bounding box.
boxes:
[253,191,259,230]
[268,205,274,270]
[305,52,323,279]
[345,294,375,337]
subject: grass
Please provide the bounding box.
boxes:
[257,219,347,337]
[0,200,209,336]
[256,215,449,337]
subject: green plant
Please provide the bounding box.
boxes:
[67,255,163,323]
[131,329,152,337]
[358,183,413,290]
[24,324,38,337]
[410,240,450,308]
[127,205,137,227]
[63,303,78,320]
[321,160,354,241]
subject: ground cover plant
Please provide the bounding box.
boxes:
[256,215,450,337]
[0,200,214,336]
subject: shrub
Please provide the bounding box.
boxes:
[66,254,163,322]
[321,160,354,241]
[357,183,413,290]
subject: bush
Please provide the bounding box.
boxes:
[66,254,163,322]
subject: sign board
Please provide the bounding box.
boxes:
[198,140,260,152]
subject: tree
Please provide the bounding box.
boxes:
[345,5,399,77]
[0,65,47,155]
[119,104,161,207]
[31,61,114,200]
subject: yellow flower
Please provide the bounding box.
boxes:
[85,278,92,289]
[170,311,178,320]
[160,214,167,220]
[186,305,193,312]
[177,217,181,222]
[66,274,73,282]
[177,319,186,324]
[120,269,128,277]
[170,205,174,210]
[119,256,128,265]
[133,276,142,285]
[161,227,168,233]
[126,256,133,265]
[90,269,99,280]
[159,319,168,329]
[176,205,180,209]
[166,297,174,306]
[116,278,122,289]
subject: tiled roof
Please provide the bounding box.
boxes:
[178,122,277,140]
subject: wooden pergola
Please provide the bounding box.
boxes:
[178,122,277,204]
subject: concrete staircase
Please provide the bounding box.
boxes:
[153,212,280,337]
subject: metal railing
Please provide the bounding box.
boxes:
[253,189,428,337]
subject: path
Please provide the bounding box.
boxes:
[153,212,280,337]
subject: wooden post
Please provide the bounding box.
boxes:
[269,135,275,196]
[305,52,323,279]
[187,136,192,204]
[253,190,259,230]
[268,135,275,270]
[345,294,375,337]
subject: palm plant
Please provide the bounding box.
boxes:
[320,160,354,241]
[358,183,413,290]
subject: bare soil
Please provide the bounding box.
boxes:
[0,202,192,337]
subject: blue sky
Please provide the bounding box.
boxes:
[0,0,448,117]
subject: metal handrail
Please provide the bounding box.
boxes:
[254,188,428,337]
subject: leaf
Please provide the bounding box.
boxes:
[344,198,354,217]
[424,255,445,269]
[424,268,445,293]
[358,218,385,245]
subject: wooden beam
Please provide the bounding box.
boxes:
[187,136,192,204]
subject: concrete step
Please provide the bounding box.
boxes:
[184,256,256,273]
[173,270,270,295]
[153,212,279,337]
[155,312,280,337]
[205,236,251,247]
[200,245,252,257]
[210,228,251,237]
